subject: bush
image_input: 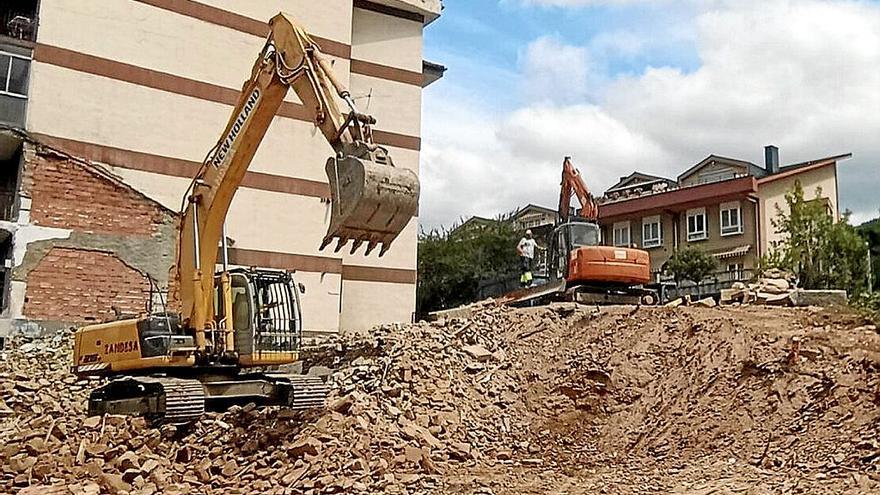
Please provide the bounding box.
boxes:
[852,292,880,325]
[666,247,717,284]
[417,217,521,317]
[769,181,868,293]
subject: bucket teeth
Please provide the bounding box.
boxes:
[348,239,364,255]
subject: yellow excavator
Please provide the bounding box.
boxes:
[71,13,419,422]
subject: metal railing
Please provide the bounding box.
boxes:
[1,11,36,42]
[654,268,755,301]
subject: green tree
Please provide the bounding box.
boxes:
[666,247,717,283]
[857,216,879,291]
[416,216,521,317]
[769,181,868,293]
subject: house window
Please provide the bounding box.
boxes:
[0,52,30,98]
[642,215,662,248]
[727,263,743,281]
[612,221,630,247]
[720,201,743,236]
[686,207,707,241]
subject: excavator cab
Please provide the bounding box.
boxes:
[215,268,302,365]
[548,221,601,280]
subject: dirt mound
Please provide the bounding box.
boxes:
[2,304,880,494]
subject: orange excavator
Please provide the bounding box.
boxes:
[504,157,656,306]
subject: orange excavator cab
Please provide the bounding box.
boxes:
[549,157,654,303]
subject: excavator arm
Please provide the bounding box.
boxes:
[558,156,599,223]
[174,13,419,342]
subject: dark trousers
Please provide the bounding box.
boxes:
[520,256,534,286]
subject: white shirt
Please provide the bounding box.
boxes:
[518,237,538,259]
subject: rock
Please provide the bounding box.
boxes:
[720,288,746,304]
[220,459,238,477]
[790,289,848,307]
[100,473,131,495]
[449,442,472,460]
[330,394,355,414]
[288,437,322,458]
[664,297,684,308]
[764,292,793,306]
[82,416,101,429]
[694,297,717,308]
[141,459,160,475]
[116,451,140,471]
[462,344,493,362]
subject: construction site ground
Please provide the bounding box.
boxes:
[3,303,880,494]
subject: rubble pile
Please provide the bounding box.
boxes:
[719,268,849,307]
[2,303,880,494]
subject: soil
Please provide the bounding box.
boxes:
[2,304,879,494]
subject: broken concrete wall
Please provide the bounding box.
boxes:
[0,140,178,337]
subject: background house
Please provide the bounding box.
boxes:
[599,145,849,280]
[0,0,444,338]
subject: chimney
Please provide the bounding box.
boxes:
[764,145,779,174]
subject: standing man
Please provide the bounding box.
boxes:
[517,229,540,287]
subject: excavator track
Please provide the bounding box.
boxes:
[140,377,206,424]
[270,374,330,410]
[88,373,328,423]
[88,376,206,424]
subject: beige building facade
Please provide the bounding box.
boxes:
[0,0,443,334]
[599,146,848,280]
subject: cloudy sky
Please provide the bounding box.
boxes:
[419,0,880,230]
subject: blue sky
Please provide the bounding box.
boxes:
[424,0,701,110]
[418,0,880,229]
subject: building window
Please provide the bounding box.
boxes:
[686,207,707,241]
[720,201,742,236]
[612,221,630,247]
[0,52,30,98]
[727,262,743,281]
[642,215,662,248]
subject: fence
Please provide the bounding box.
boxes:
[655,268,755,302]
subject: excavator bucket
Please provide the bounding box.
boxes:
[321,156,419,256]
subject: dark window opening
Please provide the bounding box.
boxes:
[1,1,38,42]
[0,145,21,221]
[0,234,11,313]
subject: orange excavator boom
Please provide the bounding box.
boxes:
[558,156,599,222]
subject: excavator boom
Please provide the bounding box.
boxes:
[559,156,599,222]
[175,13,419,336]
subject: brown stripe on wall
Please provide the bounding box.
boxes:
[354,0,425,23]
[373,130,421,151]
[32,44,420,151]
[132,0,430,88]
[132,0,351,59]
[350,59,423,87]
[31,133,332,199]
[227,248,417,285]
[342,265,417,284]
[228,248,342,274]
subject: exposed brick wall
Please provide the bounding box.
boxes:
[23,248,151,323]
[27,150,166,236]
[11,143,179,326]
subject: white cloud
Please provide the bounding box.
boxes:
[421,0,880,229]
[520,36,597,104]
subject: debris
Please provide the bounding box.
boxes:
[1,305,878,493]
[462,344,493,362]
[694,297,717,308]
